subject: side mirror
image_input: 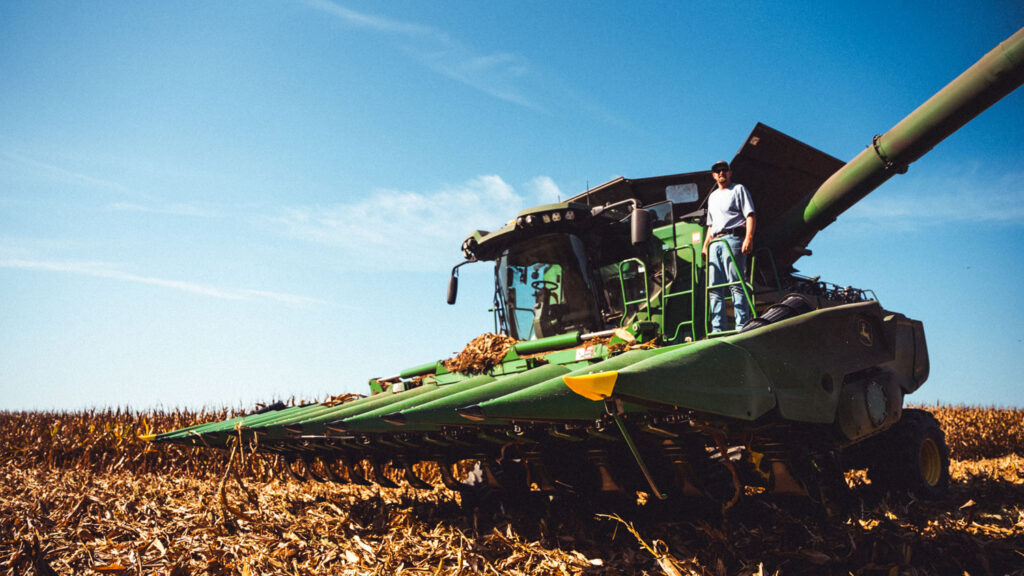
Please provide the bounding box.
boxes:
[630,207,651,246]
[446,273,459,305]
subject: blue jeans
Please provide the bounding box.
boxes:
[708,236,751,333]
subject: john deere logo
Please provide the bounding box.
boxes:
[857,319,873,346]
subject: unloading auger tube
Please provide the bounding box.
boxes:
[148,28,1023,511]
[760,26,1024,256]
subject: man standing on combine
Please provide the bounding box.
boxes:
[701,160,756,333]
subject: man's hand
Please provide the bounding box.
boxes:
[741,237,753,255]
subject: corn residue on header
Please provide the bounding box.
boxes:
[443,333,518,375]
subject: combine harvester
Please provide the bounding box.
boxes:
[153,29,1024,508]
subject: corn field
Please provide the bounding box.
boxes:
[1,405,1022,575]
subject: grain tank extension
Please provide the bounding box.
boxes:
[152,29,1024,507]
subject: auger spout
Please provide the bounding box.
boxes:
[761,27,1024,255]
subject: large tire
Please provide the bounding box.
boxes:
[868,409,950,500]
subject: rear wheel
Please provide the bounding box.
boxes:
[868,409,950,500]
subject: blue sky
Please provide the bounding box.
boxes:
[1,2,1022,411]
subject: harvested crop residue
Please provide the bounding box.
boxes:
[1,406,1022,575]
[443,333,518,374]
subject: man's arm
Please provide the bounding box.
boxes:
[702,209,714,256]
[741,214,756,255]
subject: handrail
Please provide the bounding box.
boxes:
[616,258,652,326]
[662,244,697,343]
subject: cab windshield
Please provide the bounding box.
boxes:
[497,234,600,340]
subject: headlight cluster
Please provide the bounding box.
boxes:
[517,210,577,228]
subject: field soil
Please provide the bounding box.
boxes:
[2,406,1023,575]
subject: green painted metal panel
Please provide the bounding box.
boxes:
[162,404,310,439]
[245,403,340,430]
[398,363,573,426]
[610,301,891,422]
[610,340,776,421]
[155,418,237,441]
[243,390,404,439]
[298,384,441,433]
[285,391,400,427]
[400,361,441,379]
[728,300,892,422]
[512,332,581,356]
[337,373,498,433]
[193,405,326,445]
[478,348,672,421]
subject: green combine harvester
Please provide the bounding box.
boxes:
[153,29,1024,508]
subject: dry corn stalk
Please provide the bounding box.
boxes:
[443,333,518,374]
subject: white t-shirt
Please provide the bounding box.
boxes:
[707,183,755,235]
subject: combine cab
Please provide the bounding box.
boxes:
[153,29,1024,508]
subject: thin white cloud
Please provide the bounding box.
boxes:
[301,0,538,109]
[299,1,637,125]
[109,202,218,218]
[527,176,562,204]
[839,167,1024,230]
[417,49,538,109]
[268,174,559,271]
[1,150,134,196]
[0,259,324,305]
[302,0,443,38]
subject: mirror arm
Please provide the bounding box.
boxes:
[447,258,477,305]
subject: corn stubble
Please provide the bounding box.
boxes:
[1,405,1022,576]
